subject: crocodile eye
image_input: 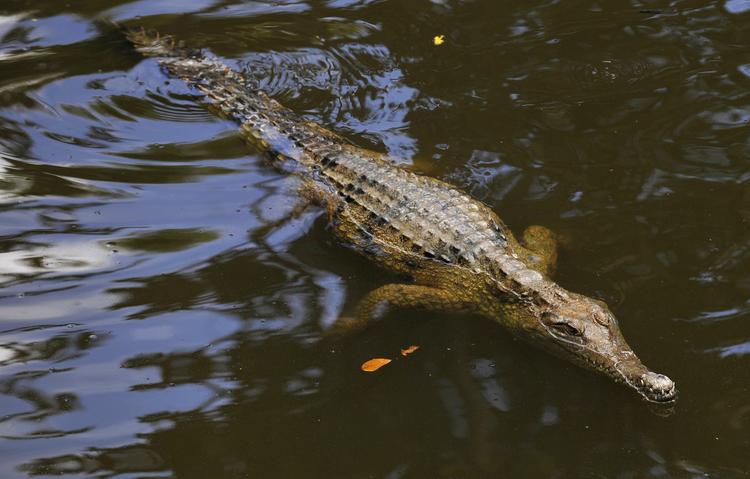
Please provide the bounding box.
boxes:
[542,312,583,337]
[551,322,582,337]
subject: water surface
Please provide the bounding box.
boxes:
[1,1,749,477]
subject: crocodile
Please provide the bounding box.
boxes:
[124,28,676,403]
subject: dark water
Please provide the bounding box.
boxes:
[0,0,749,477]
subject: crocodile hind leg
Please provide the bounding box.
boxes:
[330,284,473,334]
[520,225,558,277]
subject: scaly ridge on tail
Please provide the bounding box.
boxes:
[123,26,343,168]
[124,27,194,58]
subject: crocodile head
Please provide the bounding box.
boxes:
[518,291,676,403]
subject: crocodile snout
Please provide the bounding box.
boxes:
[637,371,676,403]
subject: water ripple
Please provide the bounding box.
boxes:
[241,41,420,159]
[0,1,749,477]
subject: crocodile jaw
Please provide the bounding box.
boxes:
[539,336,678,403]
[615,359,677,403]
[538,330,678,403]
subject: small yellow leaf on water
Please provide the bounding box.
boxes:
[433,35,445,46]
[361,358,392,372]
[400,345,420,356]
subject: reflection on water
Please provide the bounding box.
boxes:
[241,40,421,159]
[1,0,750,477]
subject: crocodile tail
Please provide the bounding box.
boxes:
[121,25,340,170]
[124,27,195,58]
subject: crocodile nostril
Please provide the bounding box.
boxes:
[641,372,676,401]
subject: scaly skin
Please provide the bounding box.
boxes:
[125,28,676,404]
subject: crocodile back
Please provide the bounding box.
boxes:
[317,147,513,271]
[126,28,537,287]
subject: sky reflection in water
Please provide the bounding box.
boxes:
[0,1,749,477]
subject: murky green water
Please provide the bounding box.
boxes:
[1,1,749,477]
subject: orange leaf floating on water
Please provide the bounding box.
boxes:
[433,35,445,46]
[361,358,392,372]
[400,345,420,356]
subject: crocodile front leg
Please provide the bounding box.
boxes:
[331,283,473,334]
[520,225,558,277]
